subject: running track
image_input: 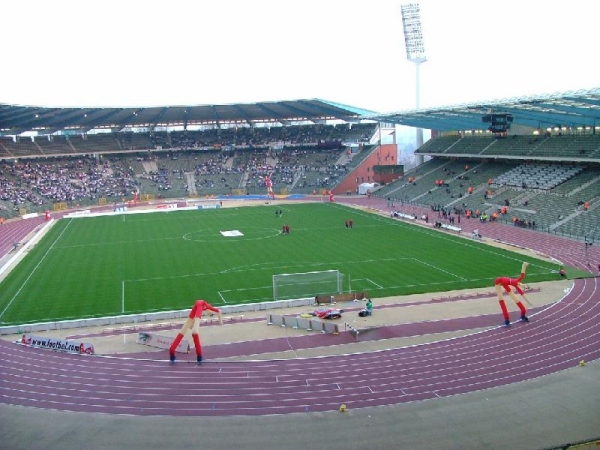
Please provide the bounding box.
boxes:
[0,198,599,416]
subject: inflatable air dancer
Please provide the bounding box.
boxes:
[494,262,533,327]
[263,174,275,199]
[169,300,222,364]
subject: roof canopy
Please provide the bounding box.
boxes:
[1,88,599,135]
[0,99,376,135]
[366,87,600,132]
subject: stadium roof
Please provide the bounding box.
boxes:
[365,87,600,132]
[0,99,376,135]
[1,87,599,135]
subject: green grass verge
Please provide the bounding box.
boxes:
[0,202,580,326]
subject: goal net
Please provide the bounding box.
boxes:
[272,270,343,301]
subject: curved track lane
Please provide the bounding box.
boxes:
[1,277,598,416]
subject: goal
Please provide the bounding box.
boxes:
[272,270,343,301]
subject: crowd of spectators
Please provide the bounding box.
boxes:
[0,157,139,216]
[155,123,375,151]
[0,123,376,213]
[0,123,376,218]
[0,144,353,219]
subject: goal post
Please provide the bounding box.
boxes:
[272,269,343,301]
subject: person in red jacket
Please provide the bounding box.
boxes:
[494,262,532,327]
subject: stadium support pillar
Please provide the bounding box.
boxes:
[415,61,425,165]
[415,132,424,165]
[415,63,425,166]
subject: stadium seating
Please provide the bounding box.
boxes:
[414,135,460,154]
[491,163,583,190]
[376,156,599,240]
[418,134,600,160]
[480,135,536,157]
[1,123,598,243]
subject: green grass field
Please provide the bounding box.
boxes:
[0,202,578,326]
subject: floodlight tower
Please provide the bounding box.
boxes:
[401,3,427,165]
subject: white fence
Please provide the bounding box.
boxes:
[0,297,317,335]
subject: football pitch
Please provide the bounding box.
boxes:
[0,202,570,326]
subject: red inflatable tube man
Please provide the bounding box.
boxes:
[263,174,274,199]
[169,300,222,364]
[494,262,533,327]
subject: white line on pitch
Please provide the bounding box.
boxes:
[0,220,73,320]
[365,278,383,288]
[413,258,467,280]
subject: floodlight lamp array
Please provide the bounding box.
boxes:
[401,3,427,63]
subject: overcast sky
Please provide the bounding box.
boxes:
[1,0,598,113]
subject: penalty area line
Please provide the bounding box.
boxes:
[365,278,383,289]
[218,285,273,305]
[412,257,467,281]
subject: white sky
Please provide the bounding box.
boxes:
[1,0,598,113]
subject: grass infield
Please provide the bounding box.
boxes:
[0,202,580,326]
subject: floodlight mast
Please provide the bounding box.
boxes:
[401,3,427,165]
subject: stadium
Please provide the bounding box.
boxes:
[2,0,600,444]
[1,86,599,449]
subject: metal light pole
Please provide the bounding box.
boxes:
[401,3,427,165]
